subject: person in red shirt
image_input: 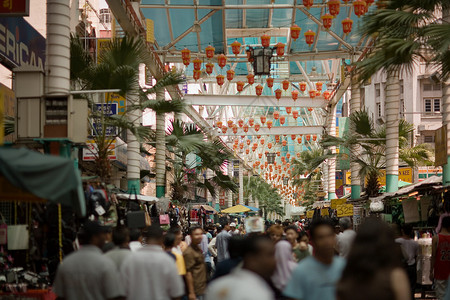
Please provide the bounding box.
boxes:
[431,216,450,300]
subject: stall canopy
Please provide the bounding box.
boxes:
[0,147,86,216]
[192,204,217,214]
[221,204,259,213]
[116,193,159,204]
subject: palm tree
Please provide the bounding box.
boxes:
[357,0,450,189]
[321,110,433,197]
[243,175,283,219]
[70,35,184,185]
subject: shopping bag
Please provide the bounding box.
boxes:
[159,214,170,225]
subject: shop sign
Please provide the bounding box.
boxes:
[331,198,346,209]
[0,0,29,16]
[83,139,116,161]
[345,167,413,186]
[321,208,329,216]
[336,204,353,217]
[435,125,447,166]
[146,19,155,44]
[92,103,118,136]
[0,17,45,70]
[0,83,15,144]
[306,210,314,219]
[219,190,225,206]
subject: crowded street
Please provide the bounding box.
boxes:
[0,0,450,299]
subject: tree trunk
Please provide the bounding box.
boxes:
[350,77,362,199]
[156,89,166,198]
[385,71,400,192]
[127,93,141,193]
[328,103,337,199]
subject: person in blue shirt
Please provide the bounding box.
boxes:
[283,218,345,300]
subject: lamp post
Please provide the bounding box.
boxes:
[266,152,276,164]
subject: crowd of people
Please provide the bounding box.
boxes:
[52,216,450,300]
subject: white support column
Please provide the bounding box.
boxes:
[385,72,400,192]
[328,104,337,199]
[227,162,233,207]
[350,77,361,199]
[239,161,244,205]
[155,89,166,197]
[126,92,141,192]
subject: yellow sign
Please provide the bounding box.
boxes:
[146,19,155,43]
[0,83,15,145]
[345,167,413,186]
[306,210,314,219]
[321,208,329,216]
[96,38,111,64]
[336,204,354,217]
[435,125,447,166]
[331,198,346,209]
[105,93,126,115]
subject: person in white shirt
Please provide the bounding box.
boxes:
[230,223,240,235]
[120,225,184,300]
[336,217,356,258]
[205,235,276,300]
[128,228,143,252]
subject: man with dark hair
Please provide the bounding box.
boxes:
[216,224,232,262]
[53,221,124,300]
[120,225,184,300]
[212,236,244,280]
[431,216,450,300]
[336,217,356,258]
[396,223,419,299]
[206,235,276,300]
[128,228,143,251]
[184,226,207,300]
[105,226,131,270]
[283,218,345,300]
[169,227,187,276]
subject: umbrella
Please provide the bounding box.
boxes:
[0,147,85,216]
[221,204,252,214]
[192,204,217,214]
[242,205,259,212]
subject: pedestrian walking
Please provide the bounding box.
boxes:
[336,217,356,259]
[105,226,132,270]
[184,226,208,300]
[395,223,419,299]
[216,224,232,263]
[431,216,450,300]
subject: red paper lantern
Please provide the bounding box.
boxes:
[292,90,299,101]
[205,63,214,74]
[274,111,280,120]
[280,116,286,125]
[297,152,301,158]
[239,143,244,149]
[275,135,280,143]
[316,91,321,97]
[258,153,263,159]
[328,0,340,16]
[309,90,316,99]
[290,24,301,40]
[267,120,273,129]
[193,58,202,71]
[216,75,225,86]
[293,110,299,119]
[286,153,291,159]
[306,134,311,141]
[193,70,201,81]
[299,81,307,92]
[353,0,366,17]
[323,90,331,100]
[275,89,282,100]
[305,30,316,47]
[315,82,323,91]
[342,18,353,34]
[321,13,333,30]
[276,42,285,56]
[286,107,292,114]
[260,115,267,124]
[243,124,249,133]
[261,35,271,48]
[231,40,241,55]
[181,48,191,60]
[238,119,244,127]
[205,45,215,59]
[266,77,274,88]
[237,81,245,92]
[260,138,265,145]
[182,57,190,66]
[218,54,227,69]
[308,107,313,112]
[227,69,235,81]
[249,118,255,127]
[246,149,250,154]
[297,137,302,144]
[232,125,238,134]
[303,0,314,9]
[282,79,290,91]
[276,151,281,156]
[282,140,287,146]
[228,120,234,128]
[216,121,223,128]
[256,84,263,96]
[247,74,255,85]
[221,126,228,133]
[312,135,317,141]
[268,142,273,149]
[291,134,296,141]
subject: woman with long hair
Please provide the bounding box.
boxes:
[337,218,411,300]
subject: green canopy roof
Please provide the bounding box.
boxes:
[0,147,86,216]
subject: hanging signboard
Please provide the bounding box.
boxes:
[402,198,420,223]
[435,125,447,166]
[306,210,314,219]
[336,204,353,217]
[146,19,155,44]
[0,0,29,16]
[92,103,118,136]
[331,198,346,209]
[321,208,329,216]
[83,139,116,161]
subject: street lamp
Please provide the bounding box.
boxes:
[265,152,276,164]
[247,47,274,76]
[283,177,289,185]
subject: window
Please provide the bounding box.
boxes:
[424,98,441,113]
[99,9,111,23]
[377,102,382,118]
[375,83,380,98]
[423,82,441,91]
[424,136,434,143]
[400,79,404,95]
